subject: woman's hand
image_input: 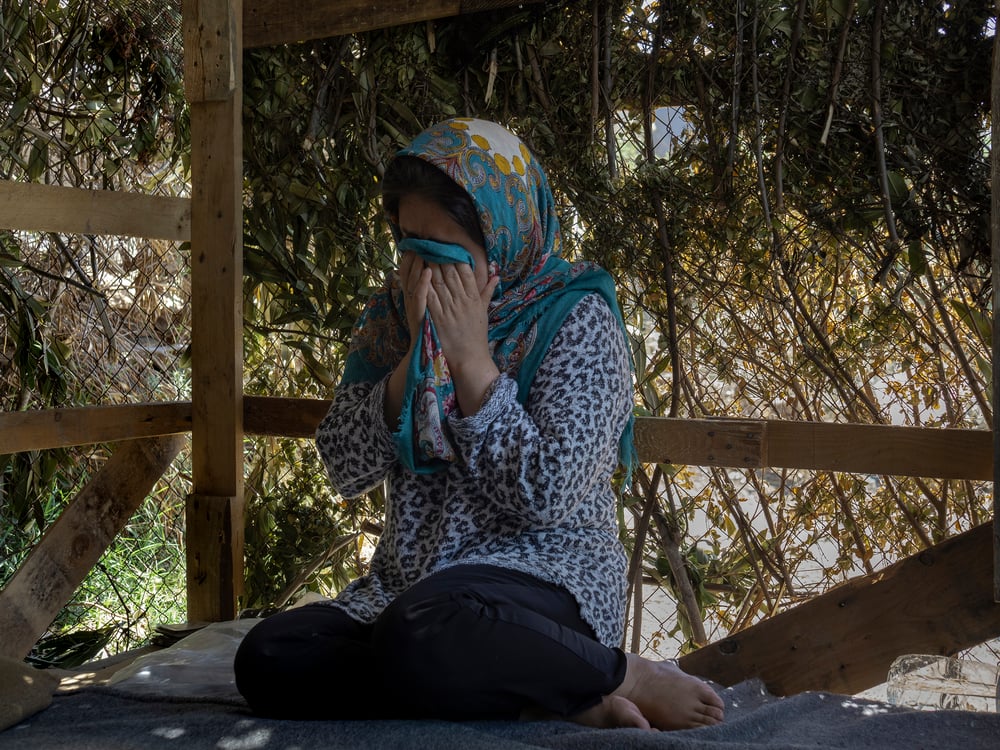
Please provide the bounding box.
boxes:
[398,250,431,344]
[425,261,500,415]
[384,251,431,429]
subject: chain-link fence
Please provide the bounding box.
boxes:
[597,4,996,660]
[1,0,191,663]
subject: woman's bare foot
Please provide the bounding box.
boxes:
[611,654,725,730]
[568,695,653,730]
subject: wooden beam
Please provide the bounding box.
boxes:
[244,395,330,438]
[637,417,991,480]
[0,403,191,454]
[635,418,766,469]
[0,437,184,660]
[243,0,542,49]
[243,400,993,481]
[0,181,190,241]
[0,401,994,485]
[185,0,245,622]
[184,0,237,101]
[766,420,992,481]
[679,521,1000,696]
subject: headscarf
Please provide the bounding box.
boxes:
[340,118,635,475]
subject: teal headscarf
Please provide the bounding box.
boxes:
[341,118,635,475]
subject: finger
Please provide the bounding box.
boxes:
[398,251,417,292]
[405,253,427,292]
[429,262,448,289]
[413,265,431,305]
[482,274,500,304]
[448,262,479,296]
[404,262,431,335]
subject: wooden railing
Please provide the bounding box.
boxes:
[1,397,998,696]
[0,398,992,481]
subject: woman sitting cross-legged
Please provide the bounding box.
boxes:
[234,118,725,731]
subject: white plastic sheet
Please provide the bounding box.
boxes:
[106,619,261,703]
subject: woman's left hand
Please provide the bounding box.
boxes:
[426,261,500,415]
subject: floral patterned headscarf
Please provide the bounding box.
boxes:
[340,118,635,475]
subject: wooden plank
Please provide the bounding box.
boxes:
[0,437,184,660]
[626,416,991,479]
[184,0,237,101]
[185,494,244,622]
[244,395,330,438]
[0,402,994,486]
[0,403,191,454]
[634,418,766,468]
[679,522,1000,696]
[243,0,542,49]
[186,0,245,622]
[0,181,190,241]
[766,420,992,480]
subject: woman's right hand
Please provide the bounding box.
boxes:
[399,250,431,345]
[385,251,430,429]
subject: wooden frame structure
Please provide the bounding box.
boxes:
[0,0,999,698]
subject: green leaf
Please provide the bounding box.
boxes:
[26,137,48,180]
[906,240,927,276]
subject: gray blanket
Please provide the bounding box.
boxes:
[3,678,999,750]
[4,622,998,748]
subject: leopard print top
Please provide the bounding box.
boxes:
[315,293,632,647]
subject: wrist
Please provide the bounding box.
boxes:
[450,358,500,417]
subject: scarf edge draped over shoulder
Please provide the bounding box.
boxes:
[340,118,636,477]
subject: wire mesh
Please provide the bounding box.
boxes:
[604,3,995,657]
[1,0,191,662]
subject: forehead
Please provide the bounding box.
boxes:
[397,194,457,233]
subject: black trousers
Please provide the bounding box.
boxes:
[234,564,627,720]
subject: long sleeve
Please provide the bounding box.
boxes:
[319,292,632,647]
[315,376,398,499]
[449,292,632,527]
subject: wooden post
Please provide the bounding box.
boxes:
[0,437,184,660]
[183,0,244,622]
[186,494,244,620]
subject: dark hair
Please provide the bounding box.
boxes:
[382,155,486,248]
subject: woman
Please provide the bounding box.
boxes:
[234,118,724,730]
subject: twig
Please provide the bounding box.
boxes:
[750,1,779,252]
[883,478,934,548]
[590,0,600,143]
[723,0,745,189]
[830,478,874,575]
[774,0,807,212]
[274,531,361,609]
[820,0,857,146]
[51,233,116,351]
[710,466,778,613]
[602,7,617,180]
[921,272,992,423]
[651,498,708,646]
[870,0,902,283]
[626,465,662,653]
[525,43,554,116]
[0,253,108,297]
[642,1,681,415]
